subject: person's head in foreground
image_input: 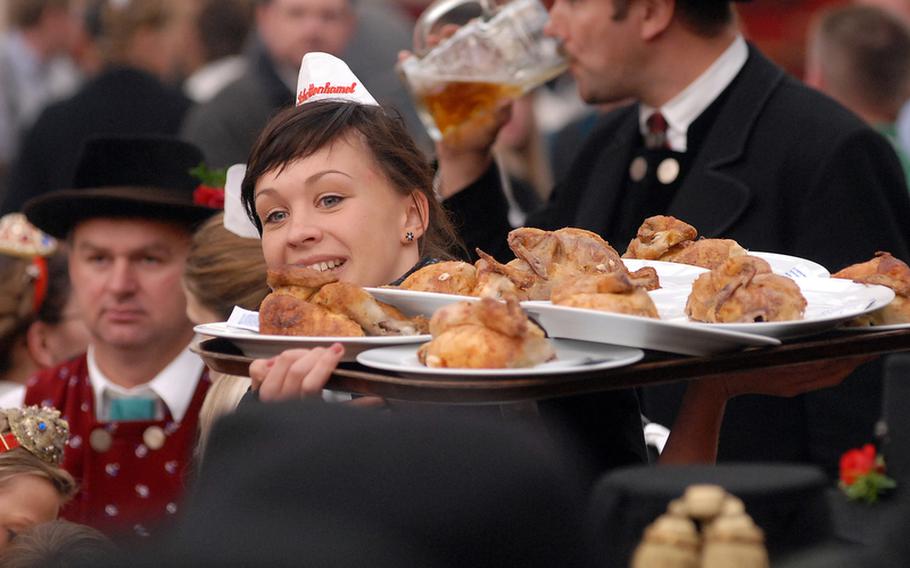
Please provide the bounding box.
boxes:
[0,519,119,567]
[0,406,76,552]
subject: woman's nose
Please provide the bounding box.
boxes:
[286,216,324,247]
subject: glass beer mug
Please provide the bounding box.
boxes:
[399,0,567,141]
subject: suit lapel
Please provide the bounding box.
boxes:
[670,47,786,237]
[573,106,640,238]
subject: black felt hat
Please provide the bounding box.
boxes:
[23,136,216,239]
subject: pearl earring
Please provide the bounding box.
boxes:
[405,231,415,242]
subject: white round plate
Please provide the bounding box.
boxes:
[364,287,475,317]
[356,339,644,379]
[621,259,707,289]
[650,278,895,339]
[748,251,830,278]
[519,302,779,356]
[194,322,430,361]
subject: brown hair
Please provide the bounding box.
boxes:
[241,101,460,263]
[7,0,70,28]
[100,0,175,61]
[0,520,118,567]
[195,0,252,63]
[0,252,70,375]
[811,5,910,115]
[0,449,77,503]
[184,213,270,320]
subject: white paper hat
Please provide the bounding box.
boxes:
[296,52,379,107]
[224,164,260,239]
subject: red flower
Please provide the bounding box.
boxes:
[838,444,896,504]
[193,185,225,209]
[839,444,877,486]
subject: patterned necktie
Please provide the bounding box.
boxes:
[645,112,670,150]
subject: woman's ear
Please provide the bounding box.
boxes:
[402,191,430,242]
[25,322,55,368]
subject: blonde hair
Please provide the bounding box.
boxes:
[100,0,175,61]
[184,213,270,320]
[0,449,77,503]
[0,520,118,566]
[195,373,251,462]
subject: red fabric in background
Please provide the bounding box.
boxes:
[738,0,846,78]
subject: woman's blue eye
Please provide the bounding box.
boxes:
[264,211,288,223]
[318,195,343,208]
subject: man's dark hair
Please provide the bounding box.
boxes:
[242,101,460,262]
[611,0,735,37]
[196,0,253,63]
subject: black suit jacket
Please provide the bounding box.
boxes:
[446,46,910,474]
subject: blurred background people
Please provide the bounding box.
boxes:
[2,0,191,214]
[0,214,89,409]
[181,0,428,169]
[0,0,83,200]
[182,0,253,104]
[0,406,76,553]
[805,4,910,183]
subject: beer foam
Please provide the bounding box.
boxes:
[296,52,379,107]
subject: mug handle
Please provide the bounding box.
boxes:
[412,0,496,56]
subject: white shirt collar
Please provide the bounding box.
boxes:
[87,344,204,422]
[640,35,748,152]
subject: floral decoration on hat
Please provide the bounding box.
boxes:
[0,213,57,258]
[839,443,896,504]
[0,405,70,466]
[190,163,227,209]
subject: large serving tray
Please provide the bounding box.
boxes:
[193,328,910,405]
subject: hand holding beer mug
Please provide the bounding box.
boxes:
[399,0,567,142]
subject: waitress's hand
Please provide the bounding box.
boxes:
[249,344,345,402]
[703,355,876,400]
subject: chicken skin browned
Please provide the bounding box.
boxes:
[686,256,807,323]
[624,215,747,270]
[552,272,659,318]
[624,215,698,260]
[833,252,910,325]
[397,261,478,295]
[259,267,427,336]
[417,298,554,368]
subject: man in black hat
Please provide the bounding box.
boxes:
[436,0,910,474]
[21,136,216,540]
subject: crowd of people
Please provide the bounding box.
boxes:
[1,0,910,565]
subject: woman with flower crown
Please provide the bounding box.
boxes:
[0,405,76,552]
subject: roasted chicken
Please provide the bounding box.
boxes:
[832,252,910,325]
[624,215,747,270]
[417,298,555,368]
[551,272,659,318]
[397,261,477,295]
[686,256,807,323]
[259,267,427,336]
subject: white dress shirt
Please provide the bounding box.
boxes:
[88,345,205,422]
[639,35,748,152]
[0,380,25,409]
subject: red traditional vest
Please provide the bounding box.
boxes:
[25,355,211,538]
